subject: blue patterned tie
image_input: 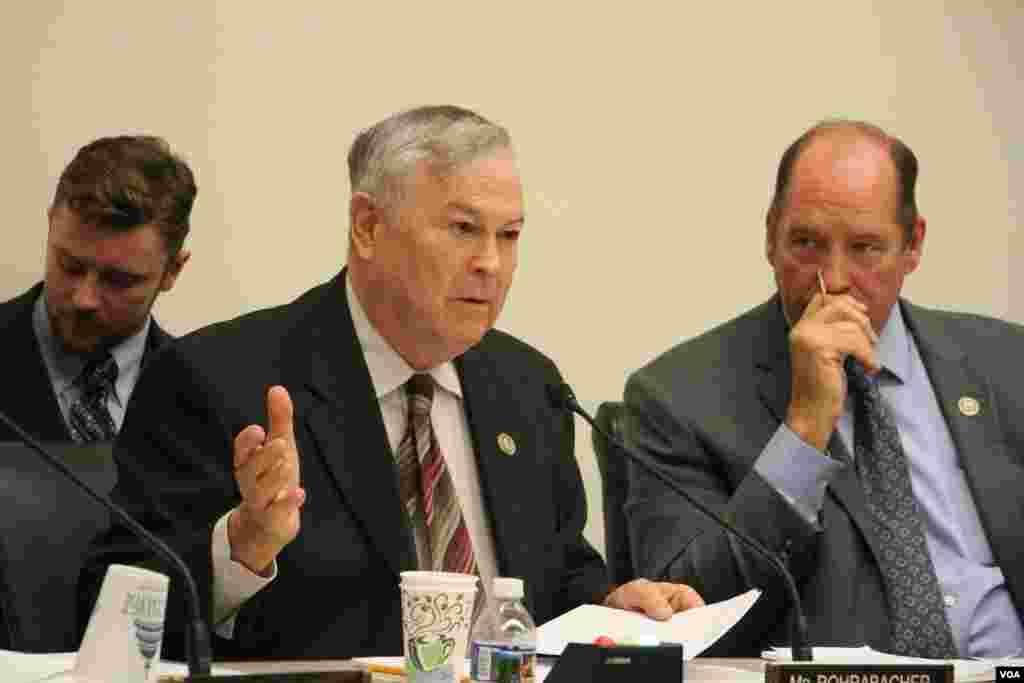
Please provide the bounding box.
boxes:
[68,352,118,443]
[846,358,957,657]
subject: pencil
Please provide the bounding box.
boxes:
[364,662,469,683]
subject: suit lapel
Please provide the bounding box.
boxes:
[1,284,71,440]
[753,297,793,427]
[902,302,1024,620]
[143,319,172,365]
[455,339,538,581]
[290,274,416,577]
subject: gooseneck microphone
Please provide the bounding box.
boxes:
[0,409,213,676]
[547,382,813,662]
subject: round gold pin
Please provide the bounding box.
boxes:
[497,433,516,456]
[958,396,980,417]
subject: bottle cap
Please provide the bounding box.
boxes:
[492,577,524,599]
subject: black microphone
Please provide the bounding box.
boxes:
[0,409,213,676]
[547,382,813,662]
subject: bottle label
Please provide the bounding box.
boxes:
[469,642,536,683]
[468,643,536,679]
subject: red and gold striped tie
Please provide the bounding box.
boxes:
[398,374,477,575]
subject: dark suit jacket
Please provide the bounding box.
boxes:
[82,271,610,660]
[624,296,1024,655]
[0,282,171,442]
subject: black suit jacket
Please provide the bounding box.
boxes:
[83,271,610,660]
[625,296,1024,655]
[0,282,171,442]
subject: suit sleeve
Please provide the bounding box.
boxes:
[622,366,824,653]
[79,342,247,660]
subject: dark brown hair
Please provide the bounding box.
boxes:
[52,135,197,258]
[767,120,919,243]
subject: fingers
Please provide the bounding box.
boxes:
[828,321,880,374]
[234,424,266,469]
[665,583,705,611]
[237,440,299,511]
[793,293,879,370]
[605,579,704,621]
[233,386,303,514]
[227,388,305,574]
[266,385,296,445]
[801,293,876,342]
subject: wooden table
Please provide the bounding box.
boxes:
[224,657,768,681]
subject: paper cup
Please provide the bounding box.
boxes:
[75,564,169,683]
[400,571,479,683]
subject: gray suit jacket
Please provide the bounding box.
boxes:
[624,296,1024,655]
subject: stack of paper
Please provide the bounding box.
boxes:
[536,588,761,658]
[0,649,240,683]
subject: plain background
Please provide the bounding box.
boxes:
[3,2,1021,556]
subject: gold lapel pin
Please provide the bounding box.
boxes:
[497,433,516,456]
[958,396,980,417]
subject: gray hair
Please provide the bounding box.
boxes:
[347,105,512,203]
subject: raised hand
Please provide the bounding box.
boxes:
[227,385,306,575]
[786,291,879,449]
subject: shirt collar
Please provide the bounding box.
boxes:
[875,302,912,385]
[345,274,462,400]
[32,287,151,405]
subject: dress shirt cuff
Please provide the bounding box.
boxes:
[211,509,277,638]
[754,425,845,525]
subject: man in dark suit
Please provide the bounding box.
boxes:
[0,135,194,443]
[84,105,703,660]
[625,120,1024,657]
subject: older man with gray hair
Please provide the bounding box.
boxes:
[83,105,703,660]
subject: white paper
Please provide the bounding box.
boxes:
[0,650,240,683]
[763,646,994,683]
[535,588,760,658]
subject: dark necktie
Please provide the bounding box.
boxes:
[68,353,118,443]
[396,374,477,574]
[846,358,957,657]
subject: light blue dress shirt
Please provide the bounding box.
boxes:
[32,289,150,434]
[756,304,1024,657]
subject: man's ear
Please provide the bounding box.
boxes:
[903,216,926,275]
[350,192,383,261]
[159,249,190,292]
[765,210,778,266]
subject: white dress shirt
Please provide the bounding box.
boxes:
[211,274,499,634]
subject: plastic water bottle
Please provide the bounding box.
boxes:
[469,577,536,683]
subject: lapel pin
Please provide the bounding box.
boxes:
[497,433,516,456]
[958,396,980,417]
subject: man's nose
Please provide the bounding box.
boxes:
[820,250,851,294]
[71,272,103,311]
[472,235,501,275]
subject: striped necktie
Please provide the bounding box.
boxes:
[68,352,118,443]
[396,373,477,575]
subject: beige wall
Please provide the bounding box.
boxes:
[3,2,1020,556]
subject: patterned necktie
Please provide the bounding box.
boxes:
[846,358,957,657]
[396,374,477,574]
[68,352,118,443]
